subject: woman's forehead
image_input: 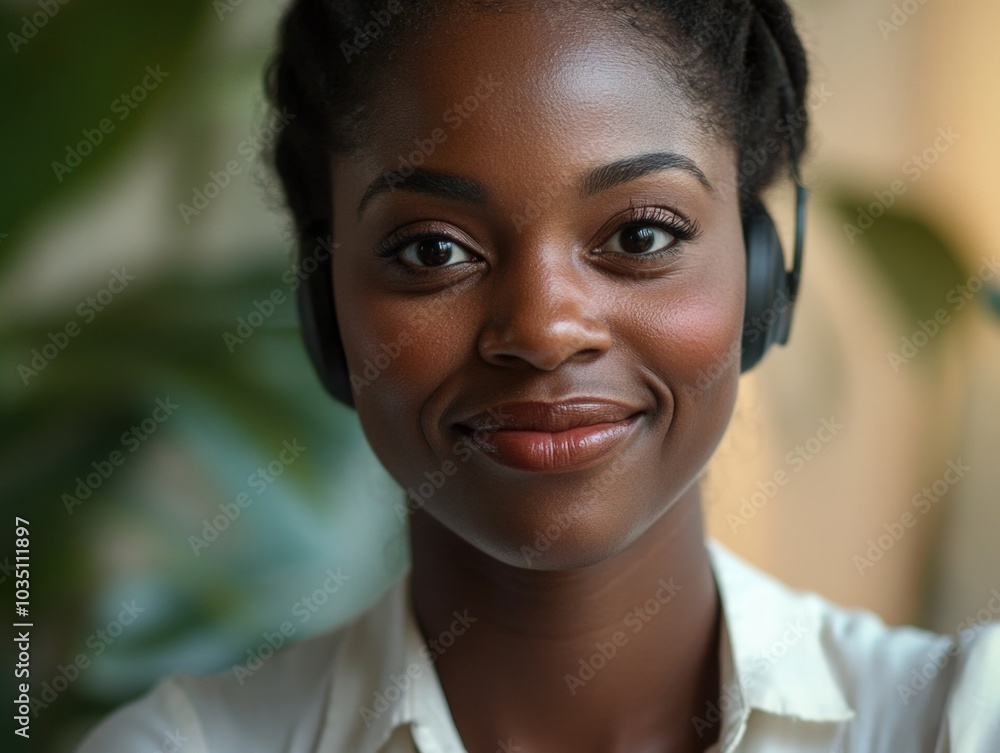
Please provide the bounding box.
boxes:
[342,6,732,200]
[367,5,694,130]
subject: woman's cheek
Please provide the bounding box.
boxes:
[672,288,745,390]
[629,263,742,382]
[340,294,470,468]
[341,304,420,411]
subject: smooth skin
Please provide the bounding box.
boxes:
[331,4,746,752]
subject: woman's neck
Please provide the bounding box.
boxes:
[409,484,722,753]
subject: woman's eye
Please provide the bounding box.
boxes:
[397,238,475,269]
[603,224,678,256]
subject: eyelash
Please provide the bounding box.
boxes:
[372,204,702,272]
[602,204,703,259]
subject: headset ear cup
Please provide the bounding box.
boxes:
[741,206,790,373]
[297,245,355,408]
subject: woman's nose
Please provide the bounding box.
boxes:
[477,245,613,371]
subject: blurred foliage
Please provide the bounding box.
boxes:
[2,2,998,752]
[831,194,999,373]
[0,0,208,272]
[0,3,404,751]
[833,201,969,324]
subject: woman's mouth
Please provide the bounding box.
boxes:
[453,400,645,472]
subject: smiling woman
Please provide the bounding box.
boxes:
[74,1,1000,752]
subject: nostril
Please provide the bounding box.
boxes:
[477,307,613,371]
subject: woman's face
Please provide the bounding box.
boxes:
[331,5,745,569]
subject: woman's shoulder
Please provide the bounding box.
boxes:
[72,602,364,753]
[817,597,1000,750]
[706,539,1000,750]
[940,620,1000,745]
[817,592,1000,707]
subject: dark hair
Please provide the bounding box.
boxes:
[263,0,809,257]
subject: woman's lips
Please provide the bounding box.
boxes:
[453,400,644,472]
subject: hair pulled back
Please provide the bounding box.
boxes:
[264,0,810,257]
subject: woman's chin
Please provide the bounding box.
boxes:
[429,496,673,572]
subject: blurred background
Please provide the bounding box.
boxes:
[1,0,998,750]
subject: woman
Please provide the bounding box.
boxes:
[76,1,1000,751]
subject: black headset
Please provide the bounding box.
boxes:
[738,12,808,372]
[295,20,807,408]
[740,154,807,372]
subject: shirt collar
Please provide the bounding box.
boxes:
[313,570,467,753]
[315,538,855,753]
[705,538,855,730]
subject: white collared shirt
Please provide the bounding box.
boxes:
[75,539,1000,753]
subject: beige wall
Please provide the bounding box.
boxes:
[705,0,1000,631]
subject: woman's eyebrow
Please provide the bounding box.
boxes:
[581,152,714,197]
[357,171,487,217]
[356,150,712,217]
